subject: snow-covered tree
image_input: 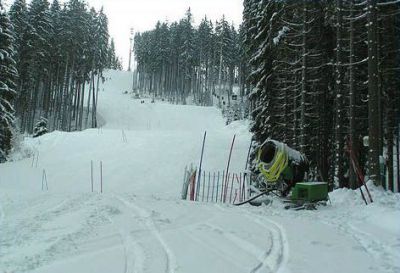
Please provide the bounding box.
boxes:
[133,9,240,106]
[242,0,399,191]
[7,0,115,134]
[0,2,18,162]
[33,116,48,137]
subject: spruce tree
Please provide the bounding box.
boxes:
[0,2,18,162]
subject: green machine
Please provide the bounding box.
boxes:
[286,182,329,210]
[291,182,328,202]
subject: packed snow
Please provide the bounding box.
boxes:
[1,70,399,273]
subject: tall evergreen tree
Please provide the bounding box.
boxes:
[0,1,18,162]
[133,8,240,106]
[242,0,399,191]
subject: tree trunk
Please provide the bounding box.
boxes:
[335,0,346,187]
[300,1,308,154]
[348,0,358,189]
[367,0,381,186]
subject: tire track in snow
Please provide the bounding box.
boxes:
[115,195,178,273]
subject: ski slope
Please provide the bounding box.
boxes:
[1,70,399,273]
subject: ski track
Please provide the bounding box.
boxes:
[248,216,288,273]
[0,194,110,273]
[114,195,178,273]
[197,222,274,272]
[202,223,272,259]
[185,229,250,269]
[213,204,288,273]
[318,213,400,273]
[104,202,146,273]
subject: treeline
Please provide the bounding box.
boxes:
[243,0,400,190]
[0,0,121,162]
[133,8,242,106]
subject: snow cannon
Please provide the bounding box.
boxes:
[256,139,309,196]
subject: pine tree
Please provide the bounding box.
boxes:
[8,0,28,62]
[179,8,195,103]
[33,116,48,137]
[7,0,114,135]
[0,2,18,162]
[242,0,399,191]
[107,38,121,70]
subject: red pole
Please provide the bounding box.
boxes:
[241,173,245,201]
[224,135,236,202]
[197,131,207,201]
[233,189,238,203]
[229,173,235,203]
[220,170,225,202]
[223,173,231,203]
[237,173,242,202]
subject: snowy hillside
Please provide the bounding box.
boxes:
[1,70,399,273]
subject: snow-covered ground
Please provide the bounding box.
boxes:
[1,70,399,273]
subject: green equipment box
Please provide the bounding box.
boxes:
[291,182,328,202]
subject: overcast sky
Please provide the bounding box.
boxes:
[5,0,244,70]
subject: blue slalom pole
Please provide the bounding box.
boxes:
[196,131,207,201]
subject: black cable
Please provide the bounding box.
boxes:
[233,190,270,206]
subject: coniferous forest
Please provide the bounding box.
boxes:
[1,0,399,191]
[133,8,242,107]
[241,0,399,191]
[0,0,120,162]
